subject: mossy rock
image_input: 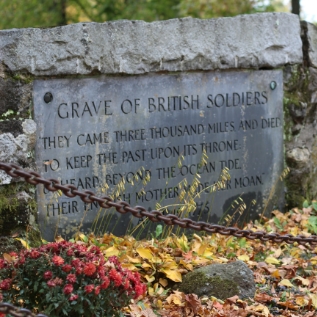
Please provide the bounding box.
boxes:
[177,260,255,300]
[0,237,24,256]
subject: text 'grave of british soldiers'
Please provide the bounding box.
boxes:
[34,70,284,241]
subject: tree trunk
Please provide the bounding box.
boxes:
[291,0,300,16]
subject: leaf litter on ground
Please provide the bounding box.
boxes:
[20,205,317,316]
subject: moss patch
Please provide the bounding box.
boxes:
[0,237,24,256]
[0,183,41,247]
[177,271,239,300]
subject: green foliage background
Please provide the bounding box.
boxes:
[0,0,288,30]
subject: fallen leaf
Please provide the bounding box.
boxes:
[160,268,182,282]
[309,293,317,309]
[104,246,120,257]
[237,254,250,262]
[295,296,309,307]
[159,278,168,287]
[15,238,30,249]
[279,279,294,288]
[294,276,310,286]
[265,256,280,265]
[166,291,184,306]
[137,247,153,260]
[3,253,13,263]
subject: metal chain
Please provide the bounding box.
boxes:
[1,162,317,246]
[0,302,48,317]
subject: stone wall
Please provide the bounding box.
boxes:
[284,22,317,207]
[0,12,315,240]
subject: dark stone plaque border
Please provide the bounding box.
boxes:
[33,70,284,241]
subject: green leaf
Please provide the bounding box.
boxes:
[308,216,317,234]
[155,224,163,238]
[303,200,310,208]
[312,201,317,211]
[273,217,283,230]
[238,237,247,248]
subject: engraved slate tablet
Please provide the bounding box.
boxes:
[33,70,284,241]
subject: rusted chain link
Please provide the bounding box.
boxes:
[1,162,317,246]
[0,302,48,317]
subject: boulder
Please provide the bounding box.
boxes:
[177,260,255,300]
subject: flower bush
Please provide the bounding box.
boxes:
[0,241,146,317]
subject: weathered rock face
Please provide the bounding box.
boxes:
[0,13,302,76]
[283,22,317,206]
[177,261,256,300]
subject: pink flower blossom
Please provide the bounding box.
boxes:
[63,284,73,295]
[101,277,110,290]
[29,250,40,259]
[109,269,122,287]
[66,274,76,284]
[62,264,72,273]
[52,255,64,266]
[0,259,5,269]
[47,279,56,288]
[83,263,96,276]
[53,277,63,286]
[69,294,78,301]
[71,258,80,267]
[94,285,101,295]
[76,267,83,275]
[85,284,94,293]
[134,283,146,299]
[0,278,11,291]
[43,271,53,280]
[123,279,130,290]
[66,249,74,256]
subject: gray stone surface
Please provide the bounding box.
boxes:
[0,13,302,76]
[0,78,32,116]
[177,260,255,300]
[0,119,37,184]
[305,22,317,68]
[33,70,284,241]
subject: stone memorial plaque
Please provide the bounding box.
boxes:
[34,70,283,241]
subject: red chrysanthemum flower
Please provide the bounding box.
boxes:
[47,279,56,288]
[0,278,11,291]
[109,269,122,287]
[94,285,101,295]
[18,256,25,265]
[76,267,83,275]
[66,274,76,284]
[66,249,74,256]
[63,284,73,295]
[52,255,64,266]
[53,277,63,286]
[83,263,96,276]
[62,264,72,273]
[43,271,53,280]
[29,250,40,259]
[85,284,94,294]
[100,276,110,290]
[69,294,78,301]
[71,258,80,267]
[123,278,130,290]
[9,252,18,257]
[134,283,146,299]
[0,259,5,269]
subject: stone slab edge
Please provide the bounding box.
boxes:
[0,12,302,76]
[303,22,317,68]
